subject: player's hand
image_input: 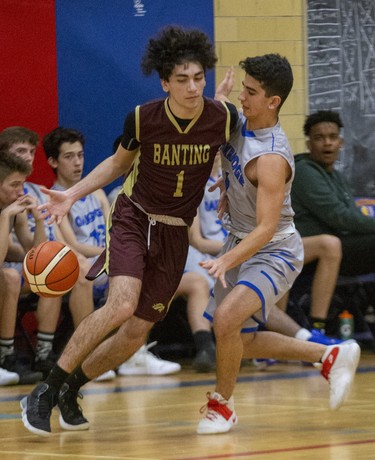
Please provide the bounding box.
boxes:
[199,257,228,288]
[208,177,228,220]
[23,194,44,220]
[38,187,73,224]
[2,195,37,217]
[215,67,235,101]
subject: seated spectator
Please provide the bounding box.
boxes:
[0,150,45,384]
[0,126,96,379]
[180,152,223,371]
[43,126,113,381]
[291,110,375,328]
[276,233,342,333]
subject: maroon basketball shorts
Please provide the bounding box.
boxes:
[87,194,189,322]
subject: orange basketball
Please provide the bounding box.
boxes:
[23,241,79,297]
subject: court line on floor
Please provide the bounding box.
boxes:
[175,438,375,460]
[1,365,374,407]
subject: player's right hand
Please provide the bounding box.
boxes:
[38,187,73,225]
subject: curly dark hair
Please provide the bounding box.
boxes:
[303,110,344,136]
[239,54,293,110]
[141,25,217,80]
[43,127,85,162]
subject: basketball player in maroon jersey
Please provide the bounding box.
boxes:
[21,25,238,436]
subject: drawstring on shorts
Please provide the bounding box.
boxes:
[147,216,156,249]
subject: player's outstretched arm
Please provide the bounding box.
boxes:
[39,146,137,224]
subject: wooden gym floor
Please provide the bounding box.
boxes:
[1,352,375,460]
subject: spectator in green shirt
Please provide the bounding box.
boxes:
[291,110,375,330]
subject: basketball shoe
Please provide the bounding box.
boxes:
[117,342,181,376]
[308,329,352,346]
[252,358,278,369]
[20,383,56,436]
[0,366,19,386]
[58,383,89,430]
[94,370,116,382]
[319,342,361,410]
[197,392,238,434]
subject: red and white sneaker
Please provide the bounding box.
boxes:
[197,392,238,434]
[320,343,361,410]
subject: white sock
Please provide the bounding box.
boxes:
[212,392,234,410]
[295,328,312,341]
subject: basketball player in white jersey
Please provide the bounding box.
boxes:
[197,55,360,434]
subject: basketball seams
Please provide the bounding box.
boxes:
[23,241,79,297]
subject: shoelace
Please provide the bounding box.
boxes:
[62,389,84,412]
[199,392,233,421]
[199,392,211,415]
[37,390,54,418]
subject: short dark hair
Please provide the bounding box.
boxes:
[0,126,39,150]
[0,149,31,183]
[303,110,344,136]
[239,54,293,109]
[141,25,217,80]
[43,127,85,161]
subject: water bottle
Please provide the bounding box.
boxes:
[338,310,354,340]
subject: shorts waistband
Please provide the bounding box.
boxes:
[230,230,295,243]
[125,195,187,226]
[147,213,187,226]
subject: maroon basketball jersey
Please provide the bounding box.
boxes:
[122,97,232,224]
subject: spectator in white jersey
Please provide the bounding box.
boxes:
[0,149,46,385]
[43,127,115,381]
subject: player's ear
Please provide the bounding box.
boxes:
[161,79,169,93]
[268,95,281,110]
[47,156,58,170]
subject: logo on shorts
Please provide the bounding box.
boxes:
[152,303,165,312]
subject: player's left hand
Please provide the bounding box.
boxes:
[199,257,228,288]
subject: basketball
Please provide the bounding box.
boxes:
[23,241,79,297]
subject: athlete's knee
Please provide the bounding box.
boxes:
[0,267,21,293]
[213,307,239,339]
[320,234,342,262]
[117,316,153,346]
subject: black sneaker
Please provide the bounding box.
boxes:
[20,383,56,437]
[58,383,89,431]
[3,353,43,384]
[192,345,216,373]
[33,351,58,379]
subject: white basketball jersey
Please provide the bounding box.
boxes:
[23,182,57,241]
[198,176,227,243]
[221,113,295,238]
[52,184,106,248]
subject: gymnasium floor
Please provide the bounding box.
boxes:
[1,352,375,460]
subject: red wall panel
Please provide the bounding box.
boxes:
[0,0,58,186]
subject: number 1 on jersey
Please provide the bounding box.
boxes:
[173,170,184,197]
